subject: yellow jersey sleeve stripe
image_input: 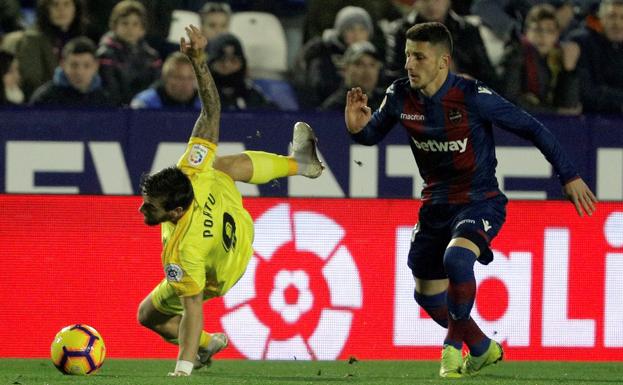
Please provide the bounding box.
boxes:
[161,206,205,297]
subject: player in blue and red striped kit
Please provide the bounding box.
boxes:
[345,22,597,378]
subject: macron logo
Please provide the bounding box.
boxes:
[478,86,492,94]
[411,137,468,153]
[482,219,492,232]
[401,113,425,121]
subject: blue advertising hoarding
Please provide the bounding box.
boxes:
[0,108,621,199]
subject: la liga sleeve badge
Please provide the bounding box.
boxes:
[188,144,208,167]
[164,264,184,282]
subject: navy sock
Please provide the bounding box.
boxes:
[443,338,462,350]
[414,290,448,328]
[467,334,491,357]
[443,246,477,344]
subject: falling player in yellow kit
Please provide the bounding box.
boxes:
[135,25,323,377]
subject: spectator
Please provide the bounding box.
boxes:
[503,4,581,115]
[471,0,597,42]
[207,32,276,110]
[302,0,401,45]
[199,2,231,42]
[96,0,161,106]
[452,0,475,15]
[131,51,200,109]
[0,50,24,105]
[294,6,376,107]
[321,41,384,111]
[571,0,623,114]
[15,0,86,99]
[30,36,114,107]
[384,0,512,91]
[139,0,206,58]
[0,0,23,34]
[83,1,122,43]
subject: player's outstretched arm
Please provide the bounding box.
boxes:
[167,292,204,376]
[563,178,597,217]
[180,25,220,144]
[345,87,372,134]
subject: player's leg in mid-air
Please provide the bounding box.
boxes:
[213,121,323,183]
[136,282,228,370]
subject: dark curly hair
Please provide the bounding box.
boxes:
[139,166,194,211]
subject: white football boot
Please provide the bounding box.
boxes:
[289,121,324,178]
[194,333,228,370]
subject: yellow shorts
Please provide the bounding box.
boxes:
[149,279,218,315]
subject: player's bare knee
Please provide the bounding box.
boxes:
[136,306,150,328]
[137,298,156,329]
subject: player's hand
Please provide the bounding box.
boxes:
[563,177,597,217]
[345,87,372,134]
[180,25,207,62]
[167,371,190,377]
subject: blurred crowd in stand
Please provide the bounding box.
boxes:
[1,0,622,116]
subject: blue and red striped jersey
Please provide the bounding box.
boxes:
[351,73,579,204]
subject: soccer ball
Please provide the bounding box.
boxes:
[50,324,106,375]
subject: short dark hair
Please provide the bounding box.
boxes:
[61,36,96,59]
[525,4,559,30]
[109,0,147,30]
[139,166,194,211]
[405,22,453,54]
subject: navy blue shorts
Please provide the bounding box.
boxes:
[408,194,508,280]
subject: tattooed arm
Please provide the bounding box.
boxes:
[180,25,220,144]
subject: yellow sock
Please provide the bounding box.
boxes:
[244,151,297,184]
[199,331,212,349]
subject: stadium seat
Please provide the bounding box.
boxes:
[254,78,300,111]
[230,12,288,79]
[167,10,201,44]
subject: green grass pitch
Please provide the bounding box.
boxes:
[2,359,622,385]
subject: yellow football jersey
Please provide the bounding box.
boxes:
[160,137,254,299]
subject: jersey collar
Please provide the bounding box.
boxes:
[418,72,455,102]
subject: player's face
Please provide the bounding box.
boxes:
[139,195,171,226]
[164,62,196,103]
[404,39,448,91]
[201,12,230,41]
[600,4,623,43]
[114,13,146,46]
[525,20,560,55]
[62,53,98,93]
